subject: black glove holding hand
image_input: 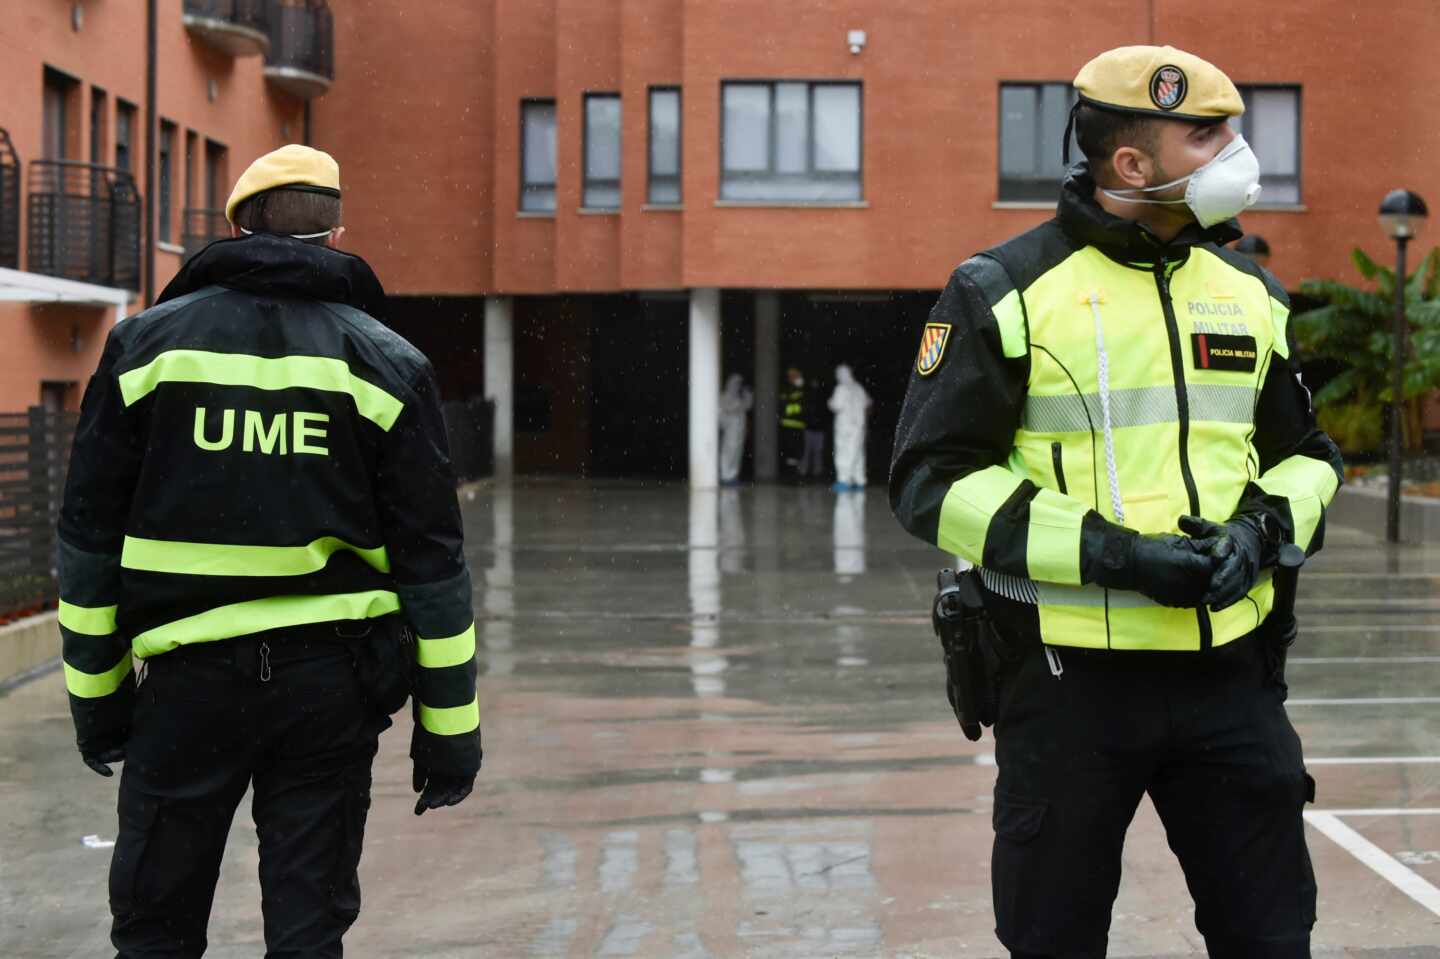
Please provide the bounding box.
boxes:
[1091,528,1218,608]
[412,763,476,816]
[1179,513,1271,610]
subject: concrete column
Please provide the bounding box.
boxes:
[484,296,514,481]
[689,287,721,489]
[753,291,780,481]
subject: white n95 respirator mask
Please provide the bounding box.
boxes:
[1102,133,1263,228]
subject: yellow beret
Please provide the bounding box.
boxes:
[1074,45,1244,121]
[224,144,341,224]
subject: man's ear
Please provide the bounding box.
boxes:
[1110,146,1154,190]
[326,226,346,249]
[229,223,244,239]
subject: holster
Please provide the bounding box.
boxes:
[342,614,415,717]
[1259,544,1306,700]
[932,568,1013,741]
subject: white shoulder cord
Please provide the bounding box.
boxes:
[1088,293,1125,525]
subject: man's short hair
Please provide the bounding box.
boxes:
[233,187,342,243]
[1074,102,1161,177]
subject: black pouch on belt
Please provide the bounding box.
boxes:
[340,614,415,716]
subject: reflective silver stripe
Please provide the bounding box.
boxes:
[979,569,1160,609]
[1024,384,1255,433]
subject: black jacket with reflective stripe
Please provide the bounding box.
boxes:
[58,234,480,774]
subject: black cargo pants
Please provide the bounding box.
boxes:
[109,624,390,958]
[991,631,1316,959]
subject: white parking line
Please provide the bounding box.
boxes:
[1304,812,1440,917]
[1310,809,1440,817]
[1307,757,1440,766]
[1287,697,1440,706]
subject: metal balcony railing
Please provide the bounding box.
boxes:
[264,0,334,99]
[182,0,271,57]
[26,160,141,291]
[0,129,18,271]
[181,208,229,264]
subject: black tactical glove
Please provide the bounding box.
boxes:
[1179,514,1268,611]
[80,740,127,778]
[412,763,476,816]
[1095,530,1218,608]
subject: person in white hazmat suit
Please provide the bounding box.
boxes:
[828,364,872,492]
[718,373,753,485]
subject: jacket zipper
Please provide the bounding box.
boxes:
[1154,258,1213,650]
[1050,441,1068,495]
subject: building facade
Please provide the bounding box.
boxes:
[314,0,1440,484]
[0,0,326,412]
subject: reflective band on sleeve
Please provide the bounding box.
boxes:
[992,289,1028,360]
[132,590,401,657]
[417,624,477,669]
[58,600,119,636]
[117,350,405,431]
[63,653,133,699]
[122,535,390,577]
[1255,454,1341,550]
[1270,297,1291,360]
[937,466,1024,561]
[1025,489,1088,585]
[419,696,480,736]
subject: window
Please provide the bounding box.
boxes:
[115,101,136,173]
[583,93,621,210]
[204,139,228,209]
[648,87,681,205]
[720,81,862,202]
[43,68,78,160]
[1229,86,1300,205]
[158,120,175,243]
[90,88,107,165]
[184,131,198,209]
[998,82,1078,202]
[520,99,557,213]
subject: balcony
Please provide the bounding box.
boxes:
[182,0,271,58]
[181,208,229,264]
[264,0,334,100]
[0,130,17,271]
[26,160,141,291]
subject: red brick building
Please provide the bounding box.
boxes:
[7,0,1438,482]
[0,2,330,413]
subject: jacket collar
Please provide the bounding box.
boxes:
[1056,163,1243,267]
[156,233,388,317]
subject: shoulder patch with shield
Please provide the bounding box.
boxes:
[916,322,952,376]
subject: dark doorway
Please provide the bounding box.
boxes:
[588,295,688,478]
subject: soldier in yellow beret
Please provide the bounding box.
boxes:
[61,143,483,955]
[892,46,1340,958]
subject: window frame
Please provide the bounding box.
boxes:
[719,79,864,202]
[996,80,1077,203]
[519,98,558,214]
[158,119,176,243]
[581,91,622,211]
[115,100,136,173]
[204,138,228,210]
[1231,84,1302,207]
[647,86,682,206]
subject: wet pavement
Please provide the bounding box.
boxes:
[3,480,1440,957]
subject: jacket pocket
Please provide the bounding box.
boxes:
[1050,442,1068,495]
[992,792,1047,844]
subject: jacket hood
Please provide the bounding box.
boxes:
[1057,163,1243,265]
[156,233,388,318]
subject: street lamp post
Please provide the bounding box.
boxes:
[1379,189,1429,543]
